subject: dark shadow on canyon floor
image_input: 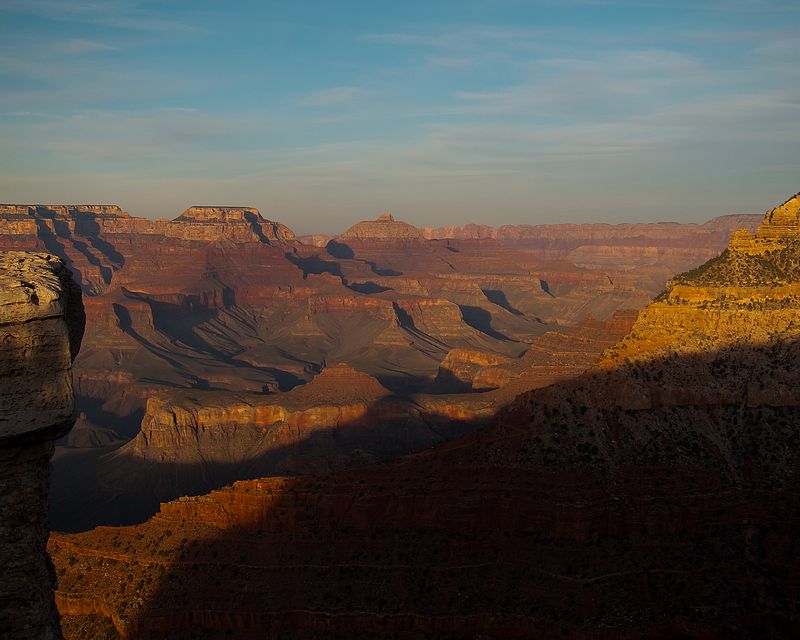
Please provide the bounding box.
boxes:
[50,393,491,532]
[58,341,800,639]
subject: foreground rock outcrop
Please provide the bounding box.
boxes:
[49,194,800,638]
[0,252,84,639]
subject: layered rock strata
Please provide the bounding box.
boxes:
[0,252,84,639]
[338,212,423,241]
[49,193,800,638]
[0,204,759,541]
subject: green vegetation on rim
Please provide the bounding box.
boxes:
[657,240,800,295]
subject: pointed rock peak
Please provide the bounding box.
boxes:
[752,191,800,243]
[316,362,371,378]
[377,211,395,222]
[764,192,800,226]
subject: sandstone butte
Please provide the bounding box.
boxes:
[49,192,800,639]
[0,252,84,639]
[53,310,634,533]
[337,211,423,241]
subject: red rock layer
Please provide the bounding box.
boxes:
[49,194,800,638]
[0,205,756,537]
[50,341,800,639]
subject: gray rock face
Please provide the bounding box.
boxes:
[0,252,84,639]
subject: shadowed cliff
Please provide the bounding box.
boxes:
[0,252,84,640]
[50,340,800,639]
[50,193,800,638]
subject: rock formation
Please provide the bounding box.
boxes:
[0,252,84,639]
[0,203,759,537]
[337,211,423,241]
[49,192,800,638]
[0,205,756,530]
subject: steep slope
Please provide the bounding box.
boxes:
[50,193,800,638]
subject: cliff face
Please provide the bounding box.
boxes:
[604,192,800,365]
[0,204,757,537]
[0,204,297,295]
[49,193,800,639]
[0,252,84,640]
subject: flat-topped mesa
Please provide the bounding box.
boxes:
[168,206,297,244]
[126,364,397,469]
[0,204,130,237]
[0,251,84,639]
[0,204,128,219]
[337,211,423,241]
[0,203,298,245]
[174,206,262,223]
[287,363,391,404]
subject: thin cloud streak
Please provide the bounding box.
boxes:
[301,86,364,107]
[60,38,118,54]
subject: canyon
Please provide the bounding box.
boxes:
[44,192,800,638]
[0,203,758,532]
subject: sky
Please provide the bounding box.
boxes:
[1,0,799,233]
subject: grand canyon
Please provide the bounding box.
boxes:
[40,191,800,639]
[2,2,798,638]
[0,202,760,533]
[4,192,800,638]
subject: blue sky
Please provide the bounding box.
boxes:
[1,0,798,233]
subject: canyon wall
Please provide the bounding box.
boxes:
[49,193,800,638]
[0,204,761,537]
[0,253,84,639]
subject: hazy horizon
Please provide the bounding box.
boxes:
[0,199,770,236]
[1,0,798,233]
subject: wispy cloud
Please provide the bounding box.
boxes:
[1,2,798,227]
[60,38,118,54]
[361,26,549,51]
[452,49,710,116]
[301,86,363,107]
[427,55,472,68]
[2,0,205,34]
